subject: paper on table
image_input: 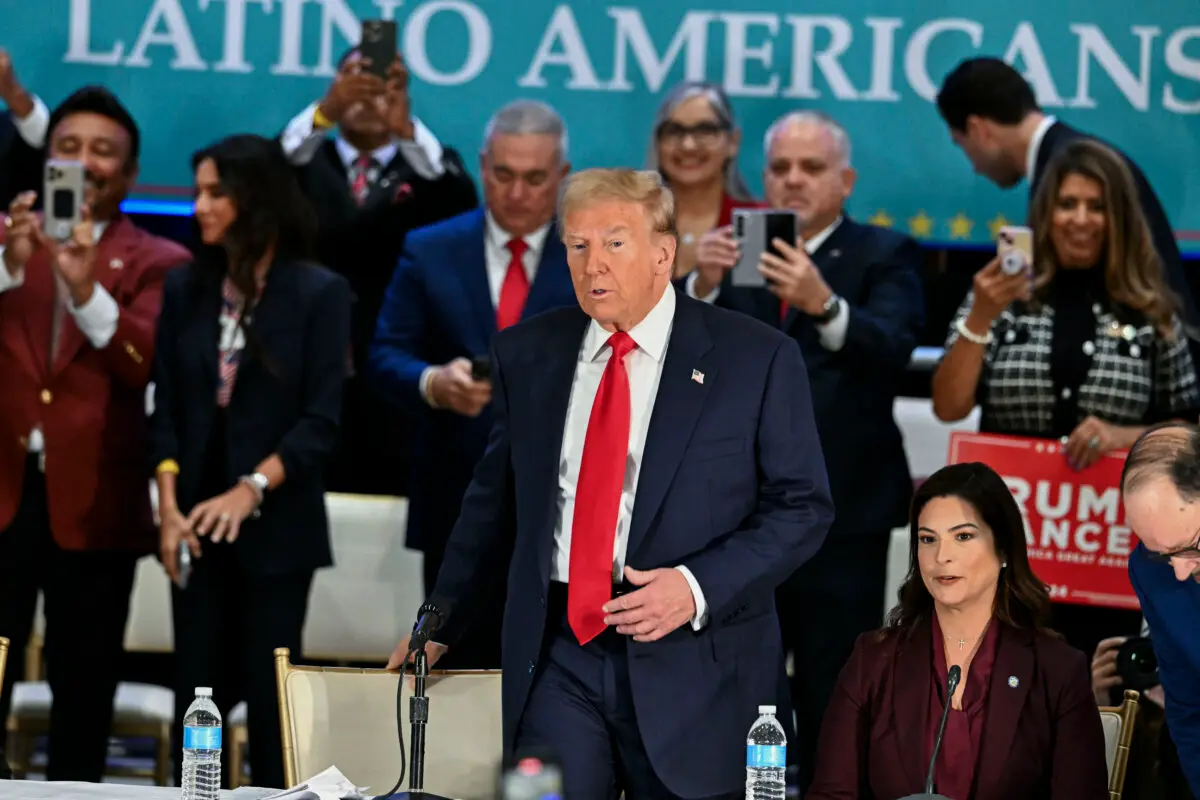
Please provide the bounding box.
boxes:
[261,766,371,800]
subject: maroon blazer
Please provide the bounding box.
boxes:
[807,620,1110,800]
[0,216,188,551]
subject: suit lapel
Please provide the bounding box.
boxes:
[523,228,569,318]
[236,258,298,387]
[18,253,54,379]
[363,149,417,210]
[626,292,715,560]
[52,218,136,375]
[781,221,849,333]
[453,210,497,344]
[975,626,1034,794]
[894,625,933,790]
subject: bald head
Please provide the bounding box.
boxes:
[1121,422,1200,581]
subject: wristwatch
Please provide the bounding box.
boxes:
[239,472,270,504]
[810,294,842,324]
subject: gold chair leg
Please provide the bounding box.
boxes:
[155,723,172,786]
[8,730,31,779]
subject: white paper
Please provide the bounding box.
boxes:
[260,766,369,800]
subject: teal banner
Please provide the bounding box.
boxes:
[3,0,1198,250]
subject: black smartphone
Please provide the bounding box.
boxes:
[358,19,397,78]
[471,355,492,381]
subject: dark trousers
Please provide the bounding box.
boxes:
[515,582,738,800]
[0,456,139,782]
[422,542,504,670]
[171,542,313,790]
[778,532,890,795]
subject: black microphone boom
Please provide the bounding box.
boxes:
[898,664,961,800]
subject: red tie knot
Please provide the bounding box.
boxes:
[607,331,636,361]
[506,238,529,260]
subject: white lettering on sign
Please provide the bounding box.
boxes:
[1004,476,1132,558]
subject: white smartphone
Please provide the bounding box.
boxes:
[43,160,86,242]
[731,208,798,288]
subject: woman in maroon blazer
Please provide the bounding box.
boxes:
[807,462,1110,800]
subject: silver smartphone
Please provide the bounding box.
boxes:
[731,208,798,288]
[43,160,86,242]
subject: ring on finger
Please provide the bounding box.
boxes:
[219,512,231,522]
[1088,435,1101,450]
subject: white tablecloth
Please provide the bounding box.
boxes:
[0,783,274,799]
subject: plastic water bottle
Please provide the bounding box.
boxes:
[181,687,222,800]
[746,704,787,800]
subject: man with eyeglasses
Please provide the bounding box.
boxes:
[1121,422,1200,798]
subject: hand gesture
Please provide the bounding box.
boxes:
[3,191,39,275]
[383,56,414,140]
[159,506,200,587]
[317,54,386,125]
[1090,636,1126,705]
[758,237,832,316]
[693,225,737,297]
[42,205,98,306]
[1065,415,1120,471]
[430,357,492,417]
[968,256,1031,326]
[602,566,696,643]
[187,483,259,545]
[387,633,448,672]
[0,49,30,114]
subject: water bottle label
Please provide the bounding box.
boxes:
[184,725,222,750]
[747,744,786,768]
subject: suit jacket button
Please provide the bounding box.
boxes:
[539,595,545,608]
[527,661,535,674]
[40,389,52,405]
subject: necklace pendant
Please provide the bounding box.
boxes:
[957,638,966,650]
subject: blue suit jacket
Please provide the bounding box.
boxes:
[1129,544,1200,796]
[430,289,835,796]
[367,208,576,552]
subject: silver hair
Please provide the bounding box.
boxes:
[763,111,852,168]
[644,81,753,202]
[482,100,569,163]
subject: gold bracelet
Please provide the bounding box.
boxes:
[156,459,180,475]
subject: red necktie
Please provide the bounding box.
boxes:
[568,332,637,645]
[497,238,530,329]
[349,154,373,206]
[780,298,789,324]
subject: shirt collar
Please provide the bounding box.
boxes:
[582,283,675,363]
[485,210,552,257]
[334,135,398,171]
[1025,115,1057,183]
[804,216,843,254]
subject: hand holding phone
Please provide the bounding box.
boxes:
[358,20,397,79]
[731,209,798,288]
[43,160,85,243]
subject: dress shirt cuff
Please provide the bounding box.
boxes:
[0,247,25,292]
[419,365,439,408]
[13,94,49,148]
[69,283,120,348]
[280,101,326,166]
[684,271,720,304]
[399,117,445,180]
[674,565,709,630]
[816,298,849,352]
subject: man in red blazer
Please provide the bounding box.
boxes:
[0,86,188,781]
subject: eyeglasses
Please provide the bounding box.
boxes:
[1145,530,1200,563]
[657,121,729,147]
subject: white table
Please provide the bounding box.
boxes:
[0,783,274,799]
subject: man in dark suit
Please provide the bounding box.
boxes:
[686,110,924,792]
[0,49,46,208]
[369,100,577,669]
[281,47,478,495]
[935,57,1200,335]
[388,167,834,798]
[1122,423,1200,798]
[0,87,188,780]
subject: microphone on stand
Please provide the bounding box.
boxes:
[897,664,961,800]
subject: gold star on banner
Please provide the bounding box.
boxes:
[908,210,933,238]
[987,213,1011,240]
[867,209,894,228]
[949,212,974,240]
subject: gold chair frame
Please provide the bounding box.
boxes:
[1099,689,1139,800]
[0,638,9,697]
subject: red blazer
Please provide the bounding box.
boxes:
[808,621,1110,800]
[716,193,763,227]
[0,217,188,551]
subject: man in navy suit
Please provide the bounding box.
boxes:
[389,167,833,798]
[369,100,577,669]
[686,110,924,792]
[1122,423,1200,798]
[0,50,46,208]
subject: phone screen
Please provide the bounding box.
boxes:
[764,212,797,258]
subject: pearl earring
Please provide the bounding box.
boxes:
[1001,560,1008,568]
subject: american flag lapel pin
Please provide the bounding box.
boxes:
[691,369,704,385]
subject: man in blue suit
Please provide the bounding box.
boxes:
[389,168,834,798]
[1122,423,1200,798]
[369,100,577,669]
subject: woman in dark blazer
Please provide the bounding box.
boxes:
[150,134,352,789]
[807,463,1110,800]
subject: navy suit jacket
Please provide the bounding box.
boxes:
[367,208,576,553]
[429,289,835,796]
[703,217,924,538]
[148,259,352,576]
[1129,544,1200,796]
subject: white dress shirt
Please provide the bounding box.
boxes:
[0,221,119,453]
[1025,114,1058,184]
[279,101,445,181]
[10,94,49,147]
[551,286,709,630]
[686,216,849,351]
[417,212,552,406]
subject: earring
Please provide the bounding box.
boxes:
[1001,560,1008,568]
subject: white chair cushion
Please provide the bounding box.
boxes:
[1099,709,1121,780]
[229,701,248,726]
[12,681,174,725]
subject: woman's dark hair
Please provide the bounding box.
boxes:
[190,134,316,302]
[886,462,1054,637]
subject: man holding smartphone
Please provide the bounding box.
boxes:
[0,87,188,781]
[687,110,925,793]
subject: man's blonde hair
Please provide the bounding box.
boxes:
[557,168,676,239]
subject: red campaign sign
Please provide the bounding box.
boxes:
[947,432,1140,610]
